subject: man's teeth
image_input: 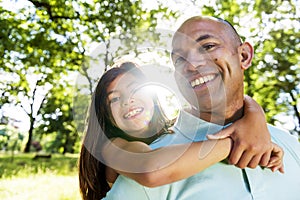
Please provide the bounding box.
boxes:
[191,75,214,88]
[124,108,143,119]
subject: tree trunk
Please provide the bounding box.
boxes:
[24,117,35,153]
[289,91,300,134]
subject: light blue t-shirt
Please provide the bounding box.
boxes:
[103,110,300,200]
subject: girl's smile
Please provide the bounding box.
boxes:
[107,73,155,137]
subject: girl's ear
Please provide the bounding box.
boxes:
[239,42,253,70]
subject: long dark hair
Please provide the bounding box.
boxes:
[79,62,173,200]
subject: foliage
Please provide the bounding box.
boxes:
[35,80,79,154]
[1,0,298,156]
[245,0,299,134]
[0,124,24,153]
[0,0,176,153]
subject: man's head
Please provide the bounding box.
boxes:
[171,16,253,123]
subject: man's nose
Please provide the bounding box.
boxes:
[184,50,206,72]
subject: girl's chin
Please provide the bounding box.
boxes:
[126,127,151,137]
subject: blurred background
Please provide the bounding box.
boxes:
[0,0,299,199]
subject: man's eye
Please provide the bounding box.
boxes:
[109,97,121,104]
[174,56,186,67]
[201,44,216,51]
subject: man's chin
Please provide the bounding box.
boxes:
[197,98,227,112]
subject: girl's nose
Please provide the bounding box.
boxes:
[121,96,135,107]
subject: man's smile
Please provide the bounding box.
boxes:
[190,74,217,88]
[188,72,219,89]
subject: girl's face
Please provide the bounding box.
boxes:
[107,73,155,138]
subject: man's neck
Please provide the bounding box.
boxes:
[187,102,244,126]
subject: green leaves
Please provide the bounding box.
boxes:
[1,0,176,153]
[2,0,298,153]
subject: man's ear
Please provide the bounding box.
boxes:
[239,42,253,70]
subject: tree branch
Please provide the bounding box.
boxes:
[28,0,79,20]
[289,90,300,129]
[81,62,93,95]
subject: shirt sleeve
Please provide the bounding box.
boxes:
[102,175,148,200]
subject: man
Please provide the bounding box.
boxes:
[103,16,300,200]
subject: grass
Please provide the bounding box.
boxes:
[0,152,81,200]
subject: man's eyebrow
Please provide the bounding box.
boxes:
[171,34,215,55]
[195,34,214,42]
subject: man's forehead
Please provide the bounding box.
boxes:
[180,17,220,30]
[176,18,223,38]
[172,18,236,50]
[172,17,241,48]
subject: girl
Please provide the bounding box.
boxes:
[79,62,283,200]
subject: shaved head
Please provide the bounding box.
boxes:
[176,16,242,46]
[171,15,254,123]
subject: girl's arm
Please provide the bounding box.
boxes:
[207,95,281,169]
[104,138,283,188]
[102,137,232,187]
[102,96,284,188]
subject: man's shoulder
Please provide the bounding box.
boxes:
[267,124,298,142]
[268,124,300,161]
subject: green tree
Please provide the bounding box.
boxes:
[36,81,78,154]
[1,0,81,152]
[245,0,300,134]
[0,0,177,153]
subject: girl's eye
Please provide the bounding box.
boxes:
[109,96,121,104]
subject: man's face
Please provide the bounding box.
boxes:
[171,18,247,115]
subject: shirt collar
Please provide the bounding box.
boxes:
[174,110,225,142]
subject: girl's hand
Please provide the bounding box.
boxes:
[266,143,284,173]
[207,95,275,169]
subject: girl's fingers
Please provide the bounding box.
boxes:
[206,126,234,140]
[259,151,272,167]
